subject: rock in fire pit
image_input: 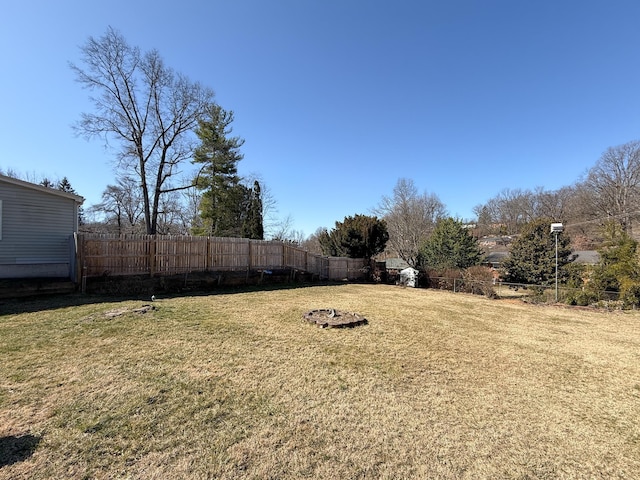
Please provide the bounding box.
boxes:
[303,309,368,328]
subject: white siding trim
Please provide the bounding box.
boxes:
[0,199,3,240]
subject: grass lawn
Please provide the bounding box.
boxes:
[1,284,639,479]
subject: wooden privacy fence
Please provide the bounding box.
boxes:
[76,234,367,281]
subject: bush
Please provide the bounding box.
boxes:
[424,268,463,291]
[462,266,497,298]
[620,278,640,309]
[423,266,497,298]
[564,263,590,289]
[565,289,599,306]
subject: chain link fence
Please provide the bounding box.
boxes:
[423,275,622,306]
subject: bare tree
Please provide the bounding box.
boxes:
[0,167,22,179]
[581,140,640,234]
[374,178,447,267]
[559,183,605,248]
[475,187,574,236]
[473,203,496,237]
[181,186,204,234]
[71,27,214,234]
[155,190,191,234]
[533,186,573,221]
[0,168,61,186]
[301,228,325,254]
[269,214,298,242]
[491,188,532,234]
[92,176,144,234]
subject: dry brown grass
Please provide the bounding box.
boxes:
[1,284,639,479]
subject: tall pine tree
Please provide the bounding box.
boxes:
[241,180,264,240]
[192,104,247,237]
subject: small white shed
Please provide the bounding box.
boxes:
[399,267,419,287]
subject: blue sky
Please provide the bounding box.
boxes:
[2,1,640,237]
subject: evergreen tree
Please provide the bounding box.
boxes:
[241,181,264,240]
[317,228,338,256]
[419,218,483,269]
[591,222,639,293]
[57,177,74,193]
[319,215,389,259]
[502,218,573,286]
[192,104,246,237]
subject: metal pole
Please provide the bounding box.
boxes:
[555,232,559,302]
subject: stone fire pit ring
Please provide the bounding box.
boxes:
[303,309,368,328]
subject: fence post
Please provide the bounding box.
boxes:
[206,236,211,271]
[149,235,156,277]
[74,233,82,285]
[281,242,286,268]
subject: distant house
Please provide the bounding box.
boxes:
[483,251,509,269]
[572,250,600,265]
[0,174,84,279]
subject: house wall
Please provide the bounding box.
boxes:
[0,180,79,279]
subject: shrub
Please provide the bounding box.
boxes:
[620,278,640,309]
[424,268,463,291]
[424,266,497,298]
[462,266,497,298]
[565,289,599,306]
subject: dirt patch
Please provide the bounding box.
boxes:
[104,304,155,318]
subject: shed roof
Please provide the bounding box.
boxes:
[385,258,411,270]
[0,174,84,203]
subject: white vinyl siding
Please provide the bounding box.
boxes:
[0,177,82,278]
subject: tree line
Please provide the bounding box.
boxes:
[473,139,640,244]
